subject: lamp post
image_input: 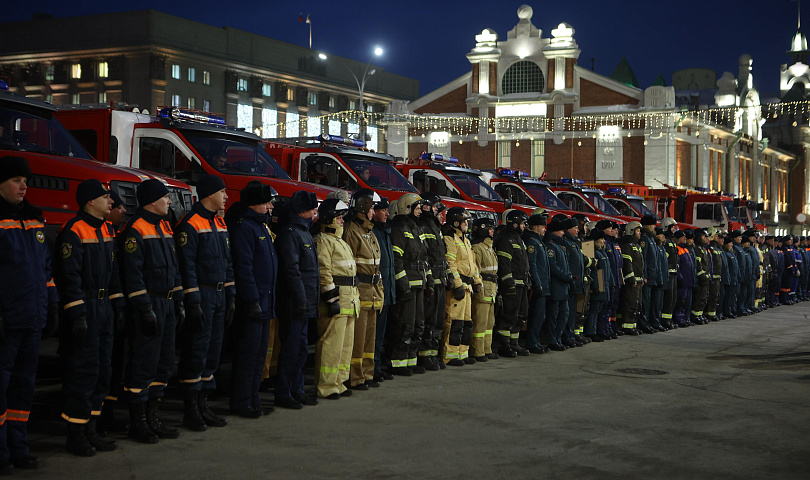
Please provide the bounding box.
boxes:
[319,47,383,144]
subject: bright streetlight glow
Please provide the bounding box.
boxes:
[318,53,327,60]
[374,47,383,56]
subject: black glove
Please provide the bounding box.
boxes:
[225,296,236,329]
[327,301,341,317]
[187,303,205,332]
[473,283,482,294]
[398,288,413,302]
[140,304,157,337]
[175,302,185,332]
[248,302,263,320]
[72,315,88,344]
[453,286,466,300]
[0,314,5,344]
[425,285,434,298]
[505,286,517,296]
[43,302,60,339]
[114,308,126,335]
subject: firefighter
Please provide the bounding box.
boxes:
[313,199,359,399]
[584,229,611,342]
[618,221,644,335]
[690,229,712,324]
[371,198,395,382]
[523,213,550,354]
[652,227,670,330]
[175,175,235,430]
[273,190,320,409]
[721,235,740,318]
[224,181,278,418]
[388,193,432,375]
[561,217,595,346]
[494,209,530,357]
[732,230,750,314]
[673,231,695,327]
[442,207,481,365]
[544,217,572,351]
[706,227,725,321]
[118,179,184,444]
[744,230,761,313]
[765,236,781,306]
[660,218,680,329]
[343,189,384,386]
[416,192,447,371]
[470,218,498,360]
[780,236,796,305]
[637,215,660,333]
[598,220,623,338]
[55,179,123,456]
[0,156,58,474]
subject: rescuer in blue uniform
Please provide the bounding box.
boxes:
[732,230,750,315]
[544,217,572,351]
[584,228,611,342]
[371,198,395,382]
[637,215,659,334]
[273,190,320,409]
[673,231,695,327]
[721,235,740,318]
[176,175,235,429]
[523,213,549,354]
[0,157,58,475]
[560,217,594,346]
[225,181,278,418]
[55,179,124,456]
[597,220,622,338]
[119,179,184,444]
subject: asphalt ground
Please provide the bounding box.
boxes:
[19,303,810,479]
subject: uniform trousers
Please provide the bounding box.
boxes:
[650,287,665,329]
[525,293,548,349]
[374,305,390,376]
[230,311,271,411]
[315,312,355,397]
[618,283,642,330]
[692,281,710,319]
[261,318,280,379]
[0,329,39,463]
[706,280,721,318]
[350,308,375,386]
[442,287,472,362]
[178,288,225,392]
[495,286,528,347]
[470,298,495,357]
[126,296,176,403]
[275,316,309,400]
[387,288,425,368]
[419,284,445,360]
[545,297,569,345]
[722,284,737,316]
[674,287,693,325]
[661,274,678,327]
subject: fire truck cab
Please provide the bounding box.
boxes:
[550,178,631,223]
[651,188,747,231]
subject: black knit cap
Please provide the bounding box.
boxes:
[76,179,109,207]
[240,180,276,206]
[528,214,547,226]
[640,214,657,226]
[589,229,605,241]
[0,156,32,183]
[595,219,612,230]
[563,218,578,230]
[684,229,694,239]
[110,190,124,209]
[723,235,735,245]
[137,179,170,207]
[673,230,685,239]
[547,219,566,233]
[289,190,318,214]
[197,175,227,200]
[730,229,742,238]
[654,226,665,235]
[374,197,390,210]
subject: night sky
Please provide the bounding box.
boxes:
[4,0,798,101]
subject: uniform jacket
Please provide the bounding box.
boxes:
[733,244,750,284]
[664,235,680,278]
[55,210,124,320]
[709,241,725,286]
[677,244,696,289]
[344,216,383,310]
[418,213,448,286]
[640,229,660,285]
[656,242,670,290]
[471,236,498,303]
[444,227,481,291]
[589,245,611,301]
[782,245,796,280]
[722,248,739,286]
[693,243,712,285]
[315,226,359,317]
[226,204,277,320]
[0,198,57,330]
[619,236,644,286]
[605,236,624,287]
[175,202,235,305]
[544,233,573,301]
[561,232,594,295]
[373,221,396,306]
[390,214,432,294]
[745,245,761,283]
[275,215,320,318]
[119,208,183,310]
[494,227,529,290]
[522,230,550,296]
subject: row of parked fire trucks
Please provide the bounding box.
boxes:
[0,85,767,237]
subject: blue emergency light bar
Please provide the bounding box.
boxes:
[0,80,8,91]
[420,153,459,164]
[606,187,627,195]
[497,167,530,177]
[693,186,709,192]
[560,178,585,186]
[158,107,226,125]
[318,134,365,148]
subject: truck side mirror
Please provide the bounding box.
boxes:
[504,199,513,209]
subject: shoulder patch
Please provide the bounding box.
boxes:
[548,249,554,258]
[527,245,535,254]
[178,232,188,247]
[125,237,137,253]
[60,243,72,259]
[36,230,45,244]
[640,241,646,248]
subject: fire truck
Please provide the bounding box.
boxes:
[394,154,535,221]
[55,105,340,210]
[736,198,768,234]
[650,187,749,232]
[0,86,192,237]
[484,168,624,223]
[264,136,499,224]
[550,178,637,224]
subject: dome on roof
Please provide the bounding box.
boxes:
[517,5,533,20]
[791,29,809,53]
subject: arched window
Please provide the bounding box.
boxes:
[501,61,545,95]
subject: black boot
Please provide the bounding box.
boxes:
[65,422,96,457]
[182,390,207,432]
[511,339,530,356]
[128,403,159,444]
[98,403,129,435]
[146,398,179,439]
[198,391,227,427]
[85,417,117,452]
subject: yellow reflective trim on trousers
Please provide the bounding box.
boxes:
[445,352,459,359]
[510,333,519,339]
[391,359,409,367]
[339,308,356,315]
[661,313,672,319]
[395,270,407,279]
[691,311,703,316]
[351,358,363,365]
[407,358,417,366]
[339,364,350,371]
[575,327,583,334]
[473,332,486,338]
[497,329,511,337]
[621,323,636,329]
[485,329,493,335]
[707,311,716,316]
[459,351,469,359]
[409,280,423,286]
[363,352,375,359]
[318,365,340,373]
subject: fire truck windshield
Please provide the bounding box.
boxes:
[184,132,292,180]
[583,191,621,216]
[628,199,658,219]
[722,201,741,222]
[445,171,502,201]
[0,106,92,159]
[522,184,567,209]
[341,155,418,192]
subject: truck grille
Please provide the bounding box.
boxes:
[110,181,193,225]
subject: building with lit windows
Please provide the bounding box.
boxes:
[394,5,803,230]
[0,10,419,151]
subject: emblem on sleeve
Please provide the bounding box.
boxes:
[178,232,188,247]
[61,243,72,259]
[547,249,554,258]
[36,231,45,243]
[527,245,535,254]
[125,237,137,253]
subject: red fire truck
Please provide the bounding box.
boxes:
[0,86,192,237]
[650,187,749,232]
[550,178,638,224]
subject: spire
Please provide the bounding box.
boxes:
[652,74,667,87]
[610,57,640,88]
[790,0,809,63]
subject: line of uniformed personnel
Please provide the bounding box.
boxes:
[1,152,805,473]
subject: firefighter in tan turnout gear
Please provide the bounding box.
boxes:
[470,217,498,361]
[442,208,482,366]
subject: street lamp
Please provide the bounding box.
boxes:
[319,47,383,143]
